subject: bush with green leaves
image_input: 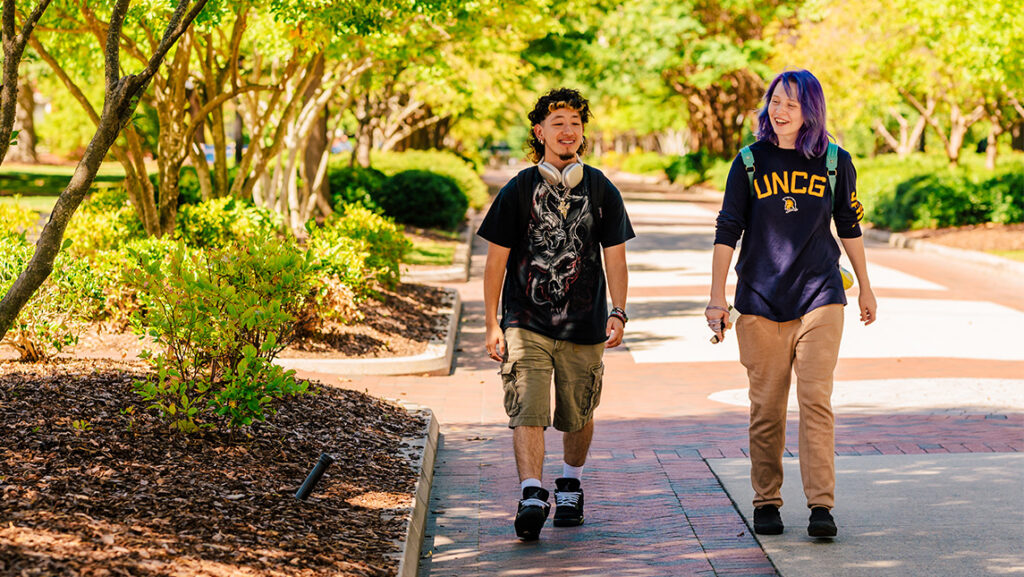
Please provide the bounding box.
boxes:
[0,236,105,361]
[0,200,37,240]
[373,170,467,231]
[665,150,712,186]
[307,204,410,301]
[871,173,994,231]
[124,236,315,432]
[175,196,282,248]
[64,187,146,256]
[369,149,488,209]
[327,165,386,211]
[620,151,674,176]
[86,236,179,331]
[985,172,1024,224]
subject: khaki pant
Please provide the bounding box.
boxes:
[736,304,844,509]
[500,327,605,432]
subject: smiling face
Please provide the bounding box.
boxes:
[533,107,584,166]
[767,82,804,149]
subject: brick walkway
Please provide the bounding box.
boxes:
[297,199,1024,577]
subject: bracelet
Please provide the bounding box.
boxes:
[705,305,730,313]
[608,306,628,324]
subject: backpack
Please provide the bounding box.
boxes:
[739,141,854,289]
[740,141,839,208]
[514,164,606,235]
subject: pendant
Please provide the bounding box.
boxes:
[557,200,569,218]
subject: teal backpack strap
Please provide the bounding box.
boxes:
[826,142,838,209]
[740,146,755,196]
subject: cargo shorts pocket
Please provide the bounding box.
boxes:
[575,362,604,418]
[500,361,521,417]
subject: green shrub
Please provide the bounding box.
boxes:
[327,165,385,211]
[125,236,314,432]
[666,150,712,186]
[64,187,146,256]
[307,206,410,303]
[369,149,488,209]
[985,172,1024,224]
[0,236,105,361]
[620,151,673,176]
[374,170,468,231]
[175,196,282,248]
[86,237,179,330]
[873,173,990,231]
[0,200,38,240]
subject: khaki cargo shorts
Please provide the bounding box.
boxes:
[500,327,605,432]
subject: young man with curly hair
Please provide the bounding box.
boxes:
[477,88,635,541]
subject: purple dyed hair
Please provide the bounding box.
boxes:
[755,69,831,158]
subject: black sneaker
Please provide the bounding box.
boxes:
[808,507,837,537]
[553,477,585,527]
[753,504,784,535]
[514,487,550,541]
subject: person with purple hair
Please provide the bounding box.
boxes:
[705,69,877,538]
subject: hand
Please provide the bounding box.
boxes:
[485,324,506,362]
[605,316,624,348]
[858,288,877,325]
[705,303,728,343]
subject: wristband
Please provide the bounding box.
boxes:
[705,305,730,313]
[609,306,628,324]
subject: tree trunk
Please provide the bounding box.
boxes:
[985,121,1000,170]
[9,78,38,163]
[302,58,328,213]
[1011,121,1024,152]
[0,0,53,166]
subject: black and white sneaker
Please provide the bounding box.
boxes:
[553,477,585,527]
[515,487,550,541]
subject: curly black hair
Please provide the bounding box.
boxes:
[525,88,591,163]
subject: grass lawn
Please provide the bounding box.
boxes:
[0,195,55,213]
[403,226,461,266]
[989,250,1024,262]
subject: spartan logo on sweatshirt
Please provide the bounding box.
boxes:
[783,196,798,213]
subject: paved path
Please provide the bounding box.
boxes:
[296,195,1024,576]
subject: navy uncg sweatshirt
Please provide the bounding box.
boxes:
[714,140,864,322]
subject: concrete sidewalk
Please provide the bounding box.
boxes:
[311,196,1024,577]
[710,453,1024,577]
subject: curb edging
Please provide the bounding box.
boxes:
[275,288,462,376]
[395,406,440,577]
[864,228,1024,276]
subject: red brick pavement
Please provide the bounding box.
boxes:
[296,226,1023,577]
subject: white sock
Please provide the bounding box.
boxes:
[562,463,584,480]
[521,478,542,492]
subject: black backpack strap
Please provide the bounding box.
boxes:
[584,164,605,225]
[516,166,538,237]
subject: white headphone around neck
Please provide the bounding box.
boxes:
[537,156,584,189]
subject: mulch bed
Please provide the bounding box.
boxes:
[282,283,450,359]
[0,359,427,576]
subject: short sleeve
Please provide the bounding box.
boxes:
[833,150,863,238]
[714,154,750,248]
[597,176,635,247]
[476,177,523,248]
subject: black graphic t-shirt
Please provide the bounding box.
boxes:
[714,140,864,322]
[477,166,635,344]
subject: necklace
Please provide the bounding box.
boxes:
[549,184,572,219]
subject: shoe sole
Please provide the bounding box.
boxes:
[754,525,784,535]
[552,516,584,527]
[808,525,837,538]
[515,508,547,540]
